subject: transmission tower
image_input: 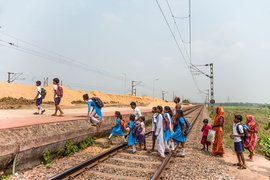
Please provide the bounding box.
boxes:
[7,72,24,83]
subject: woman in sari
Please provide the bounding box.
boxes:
[244,115,258,161]
[212,107,225,156]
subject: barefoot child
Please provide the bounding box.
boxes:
[127,114,137,154]
[108,111,125,142]
[156,106,165,160]
[33,81,45,115]
[83,94,102,127]
[201,119,211,151]
[52,78,64,116]
[230,114,247,169]
[138,116,146,150]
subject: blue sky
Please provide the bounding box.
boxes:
[0,0,270,103]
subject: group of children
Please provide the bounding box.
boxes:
[106,97,188,160]
[33,78,64,116]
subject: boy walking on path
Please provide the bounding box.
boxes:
[230,114,247,169]
[33,81,45,115]
[52,78,64,117]
[130,101,142,121]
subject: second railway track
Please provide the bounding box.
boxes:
[49,105,204,180]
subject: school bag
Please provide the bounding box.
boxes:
[236,124,248,143]
[40,88,47,99]
[91,97,104,109]
[132,121,143,138]
[179,117,191,136]
[163,114,171,132]
[56,86,63,98]
[120,119,126,131]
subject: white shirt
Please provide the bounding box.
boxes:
[54,85,58,98]
[151,113,158,131]
[133,107,142,121]
[233,123,244,142]
[37,86,42,99]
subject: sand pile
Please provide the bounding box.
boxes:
[0,82,174,107]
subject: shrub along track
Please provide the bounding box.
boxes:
[48,105,204,180]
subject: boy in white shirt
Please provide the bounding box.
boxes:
[33,81,45,115]
[230,114,247,169]
[130,101,142,121]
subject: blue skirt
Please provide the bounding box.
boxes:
[171,128,186,143]
[163,129,171,142]
[128,133,137,146]
[111,127,124,136]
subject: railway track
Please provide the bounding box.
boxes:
[49,105,204,180]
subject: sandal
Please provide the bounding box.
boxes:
[233,163,241,166]
[238,165,247,169]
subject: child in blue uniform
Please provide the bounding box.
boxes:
[108,111,125,142]
[171,109,186,157]
[127,114,137,154]
[163,106,173,152]
[83,94,102,127]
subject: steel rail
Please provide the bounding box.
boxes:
[150,106,204,180]
[48,105,202,180]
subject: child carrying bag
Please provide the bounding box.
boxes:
[207,129,216,143]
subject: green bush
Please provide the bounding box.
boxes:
[58,140,79,157]
[42,149,52,165]
[259,136,270,157]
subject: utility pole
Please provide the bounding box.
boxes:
[162,91,167,101]
[43,77,49,87]
[209,63,214,108]
[153,78,159,98]
[7,72,24,83]
[131,81,142,96]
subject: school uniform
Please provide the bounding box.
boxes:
[155,114,165,158]
[88,99,103,125]
[128,121,137,146]
[54,85,61,105]
[36,86,42,106]
[133,107,142,121]
[233,123,245,153]
[163,113,172,142]
[171,117,186,143]
[111,118,124,136]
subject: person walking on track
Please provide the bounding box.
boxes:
[155,106,165,160]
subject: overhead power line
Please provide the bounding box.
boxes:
[155,0,190,69]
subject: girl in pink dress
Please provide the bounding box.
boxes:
[201,119,211,151]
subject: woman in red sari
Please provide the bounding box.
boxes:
[212,107,225,156]
[244,115,258,161]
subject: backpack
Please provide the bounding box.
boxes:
[120,119,126,131]
[179,117,190,136]
[236,124,248,143]
[56,86,63,98]
[40,88,47,99]
[132,121,143,138]
[163,113,171,132]
[91,97,104,109]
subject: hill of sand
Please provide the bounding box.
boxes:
[0,82,175,107]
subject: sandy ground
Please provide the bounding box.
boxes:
[0,82,174,107]
[224,149,270,180]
